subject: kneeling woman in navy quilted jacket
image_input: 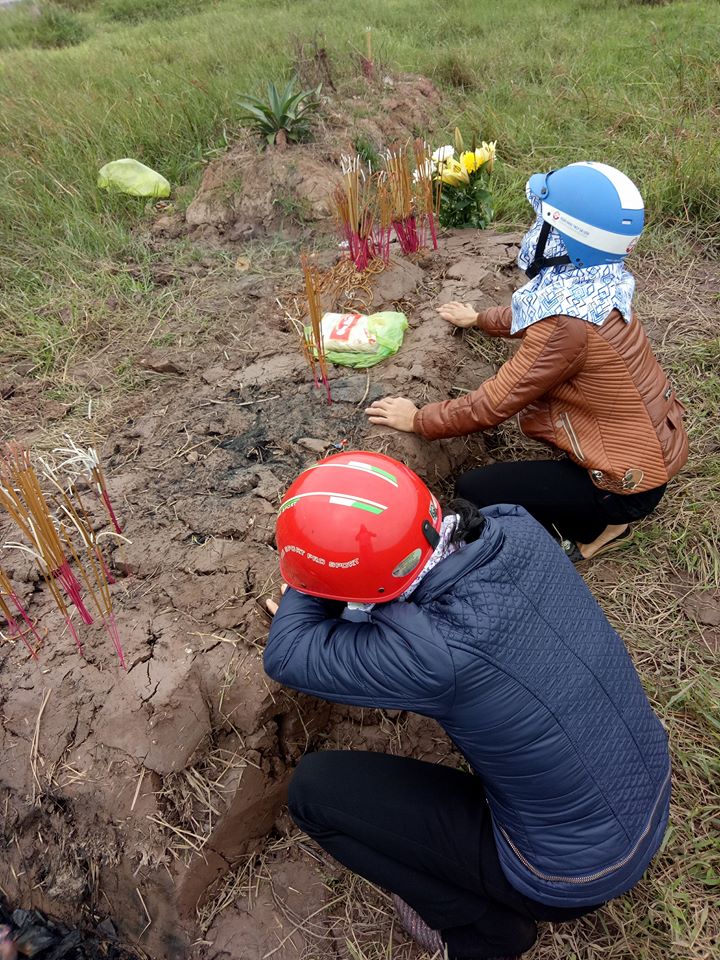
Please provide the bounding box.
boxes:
[264,451,671,960]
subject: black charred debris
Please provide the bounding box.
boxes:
[0,902,137,960]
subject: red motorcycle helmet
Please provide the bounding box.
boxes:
[276,451,442,603]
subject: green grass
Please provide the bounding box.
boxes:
[102,0,214,25]
[0,0,718,310]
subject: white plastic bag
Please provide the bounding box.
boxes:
[321,312,378,353]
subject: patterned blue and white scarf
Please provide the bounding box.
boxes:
[511,188,636,335]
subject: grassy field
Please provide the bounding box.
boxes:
[1,2,719,959]
[1,0,719,370]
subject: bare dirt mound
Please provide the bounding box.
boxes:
[0,230,523,959]
[155,75,443,246]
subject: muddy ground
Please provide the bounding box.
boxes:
[0,209,525,957]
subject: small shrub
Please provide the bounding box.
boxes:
[273,191,314,223]
[0,8,35,52]
[33,5,89,49]
[102,0,210,24]
[238,78,322,147]
[435,51,479,91]
[353,134,381,168]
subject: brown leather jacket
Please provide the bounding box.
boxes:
[414,306,688,493]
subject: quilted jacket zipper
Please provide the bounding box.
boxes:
[559,412,585,462]
[498,766,671,885]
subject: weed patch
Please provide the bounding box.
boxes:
[102,0,213,24]
[434,49,479,91]
[0,2,89,51]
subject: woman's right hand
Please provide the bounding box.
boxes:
[0,928,17,960]
[437,302,478,328]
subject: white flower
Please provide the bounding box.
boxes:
[431,144,455,164]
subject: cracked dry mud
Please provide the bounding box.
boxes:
[0,230,522,958]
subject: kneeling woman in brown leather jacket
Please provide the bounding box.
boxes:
[366,162,688,561]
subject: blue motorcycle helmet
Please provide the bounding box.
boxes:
[524,162,644,279]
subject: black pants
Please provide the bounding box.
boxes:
[455,459,666,544]
[288,751,600,960]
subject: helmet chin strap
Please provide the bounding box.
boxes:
[422,520,440,549]
[525,220,571,279]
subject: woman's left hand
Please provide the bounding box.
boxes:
[365,397,419,432]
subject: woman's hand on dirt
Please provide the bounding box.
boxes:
[266,583,288,617]
[365,397,419,432]
[437,302,478,328]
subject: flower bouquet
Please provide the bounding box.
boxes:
[431,131,496,229]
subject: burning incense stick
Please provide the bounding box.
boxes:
[412,138,440,250]
[385,142,422,254]
[0,443,92,625]
[334,155,383,271]
[42,462,126,668]
[301,255,332,404]
[53,437,122,534]
[362,26,374,79]
[0,568,41,659]
[373,173,393,264]
[0,442,126,666]
[385,140,440,254]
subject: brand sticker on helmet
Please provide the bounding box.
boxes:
[392,548,422,578]
[542,203,641,256]
[280,544,306,558]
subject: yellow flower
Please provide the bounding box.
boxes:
[458,142,497,176]
[460,151,480,174]
[440,158,470,186]
[480,140,497,173]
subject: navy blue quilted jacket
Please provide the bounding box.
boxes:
[264,504,670,906]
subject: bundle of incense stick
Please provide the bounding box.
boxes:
[53,437,122,534]
[0,568,41,659]
[361,26,374,79]
[385,143,423,255]
[334,155,381,272]
[0,443,92,627]
[374,173,394,264]
[0,442,125,666]
[412,138,440,251]
[385,140,441,255]
[301,255,332,403]
[42,460,126,668]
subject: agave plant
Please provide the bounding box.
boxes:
[238,78,322,147]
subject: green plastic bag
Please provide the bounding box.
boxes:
[316,311,408,369]
[98,159,171,198]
